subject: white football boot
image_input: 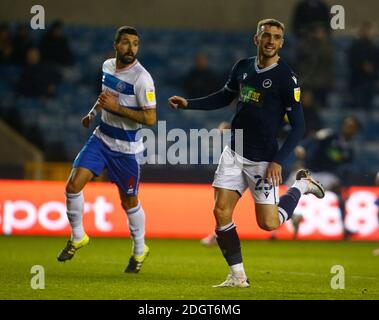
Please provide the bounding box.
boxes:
[296,169,325,199]
[213,274,250,288]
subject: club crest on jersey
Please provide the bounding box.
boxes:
[262,79,272,88]
[294,87,301,102]
[116,81,127,92]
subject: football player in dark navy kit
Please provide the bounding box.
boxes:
[169,19,325,288]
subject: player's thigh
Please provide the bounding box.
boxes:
[243,161,280,205]
[108,154,141,209]
[243,162,280,230]
[68,135,106,193]
[66,167,94,194]
[212,146,247,198]
[254,203,280,231]
[214,187,241,212]
[213,187,241,227]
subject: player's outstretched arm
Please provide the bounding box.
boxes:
[169,88,237,111]
[98,91,156,126]
[81,100,102,128]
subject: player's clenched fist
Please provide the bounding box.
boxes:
[81,114,92,128]
[168,96,188,109]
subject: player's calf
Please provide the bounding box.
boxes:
[214,222,248,284]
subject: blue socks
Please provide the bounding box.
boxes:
[215,222,242,266]
[278,187,302,224]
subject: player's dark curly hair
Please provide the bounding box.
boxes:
[114,26,139,43]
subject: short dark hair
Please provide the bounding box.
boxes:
[114,26,139,43]
[256,19,285,35]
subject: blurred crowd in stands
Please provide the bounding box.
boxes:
[0,20,72,98]
[0,0,378,185]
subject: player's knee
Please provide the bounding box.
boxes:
[65,179,83,194]
[213,205,232,221]
[121,197,139,211]
[258,220,279,231]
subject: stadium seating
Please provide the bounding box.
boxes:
[0,24,378,183]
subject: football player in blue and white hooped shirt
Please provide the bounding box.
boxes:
[58,26,156,273]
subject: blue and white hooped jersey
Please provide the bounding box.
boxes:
[93,58,156,154]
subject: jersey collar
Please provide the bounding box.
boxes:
[115,59,138,73]
[254,56,279,73]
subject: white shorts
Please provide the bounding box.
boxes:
[212,146,279,204]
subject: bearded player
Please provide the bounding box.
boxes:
[57,26,156,273]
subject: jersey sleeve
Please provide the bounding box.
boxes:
[273,71,305,164]
[101,60,109,92]
[281,71,301,112]
[134,71,156,109]
[224,60,241,93]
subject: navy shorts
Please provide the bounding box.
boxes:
[73,135,140,196]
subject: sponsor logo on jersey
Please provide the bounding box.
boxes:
[294,87,301,102]
[240,85,262,104]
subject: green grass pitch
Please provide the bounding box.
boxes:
[0,236,378,300]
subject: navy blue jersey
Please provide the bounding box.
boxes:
[187,56,305,164]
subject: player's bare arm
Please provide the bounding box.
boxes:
[99,91,156,126]
[81,100,102,128]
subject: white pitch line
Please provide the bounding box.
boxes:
[256,270,378,280]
